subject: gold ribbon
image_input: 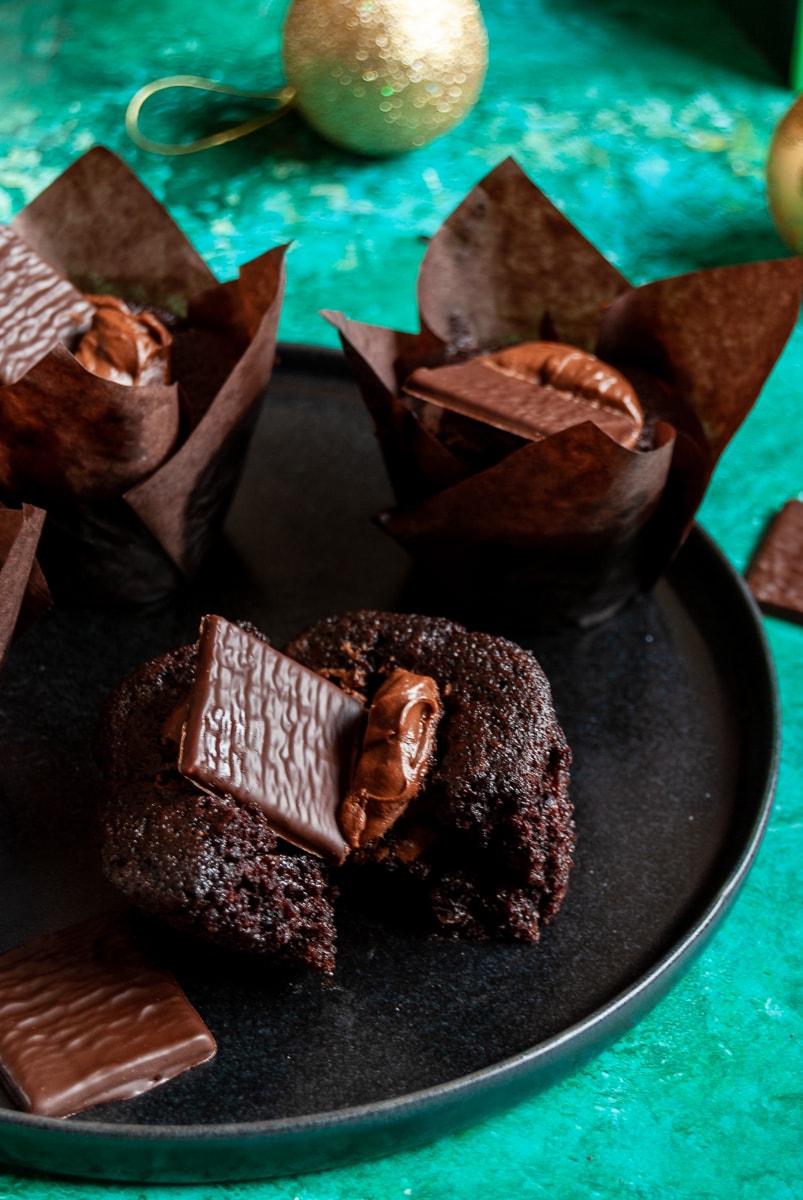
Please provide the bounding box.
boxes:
[125,75,296,155]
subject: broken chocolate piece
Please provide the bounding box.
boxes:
[340,668,442,848]
[0,913,216,1118]
[405,341,643,450]
[0,503,50,668]
[74,294,172,386]
[178,615,362,863]
[746,498,803,623]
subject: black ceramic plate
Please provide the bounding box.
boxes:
[0,347,778,1183]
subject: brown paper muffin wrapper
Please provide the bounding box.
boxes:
[0,147,286,604]
[0,503,51,669]
[326,159,803,629]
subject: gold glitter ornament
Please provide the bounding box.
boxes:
[282,0,488,155]
[126,0,487,157]
[767,95,803,253]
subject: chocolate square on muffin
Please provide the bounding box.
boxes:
[326,159,803,629]
[0,147,287,604]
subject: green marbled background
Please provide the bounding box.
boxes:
[1,0,802,1195]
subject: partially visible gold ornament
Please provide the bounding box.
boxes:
[282,0,488,155]
[767,96,803,253]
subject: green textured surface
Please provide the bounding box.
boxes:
[1,0,802,1195]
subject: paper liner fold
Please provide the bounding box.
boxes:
[328,159,803,628]
[11,147,216,309]
[0,343,181,501]
[596,257,803,457]
[0,148,287,603]
[417,158,631,354]
[0,503,50,669]
[125,245,287,579]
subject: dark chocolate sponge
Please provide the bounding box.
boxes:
[95,639,338,974]
[286,611,574,942]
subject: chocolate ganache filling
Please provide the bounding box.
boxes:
[339,668,442,849]
[74,294,173,386]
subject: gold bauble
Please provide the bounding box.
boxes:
[282,0,488,156]
[767,95,803,253]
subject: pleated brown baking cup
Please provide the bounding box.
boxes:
[0,147,286,604]
[326,158,803,629]
[0,502,51,669]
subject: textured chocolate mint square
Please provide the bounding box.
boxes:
[0,913,216,1118]
[746,499,803,623]
[0,226,93,386]
[179,615,362,863]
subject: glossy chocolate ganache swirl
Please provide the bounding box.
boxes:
[73,294,173,387]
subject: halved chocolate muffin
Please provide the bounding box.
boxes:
[95,611,573,971]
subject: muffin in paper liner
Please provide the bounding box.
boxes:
[0,502,50,670]
[326,158,803,629]
[0,147,286,604]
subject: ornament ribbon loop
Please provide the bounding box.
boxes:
[125,75,297,156]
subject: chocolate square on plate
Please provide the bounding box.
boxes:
[0,913,216,1118]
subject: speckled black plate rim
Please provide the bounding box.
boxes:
[0,508,779,1182]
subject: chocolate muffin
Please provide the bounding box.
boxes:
[1,148,288,605]
[95,634,338,974]
[286,611,574,942]
[96,611,573,970]
[327,159,803,630]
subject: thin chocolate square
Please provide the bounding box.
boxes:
[0,913,216,1118]
[179,616,362,863]
[746,498,803,623]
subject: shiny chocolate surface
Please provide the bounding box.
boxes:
[404,340,643,450]
[0,227,93,387]
[340,668,441,847]
[74,295,172,386]
[0,914,215,1118]
[178,614,361,862]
